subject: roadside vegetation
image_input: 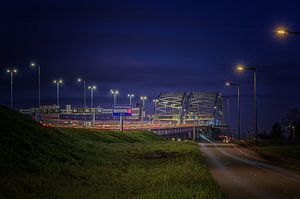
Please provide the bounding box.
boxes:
[233,108,300,172]
[233,141,300,171]
[0,106,222,199]
[255,145,300,171]
[257,108,300,145]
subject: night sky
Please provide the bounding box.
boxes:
[1,0,300,135]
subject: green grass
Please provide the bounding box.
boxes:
[0,105,222,199]
[257,146,300,160]
[255,146,300,171]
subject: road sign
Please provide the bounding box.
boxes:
[112,105,132,116]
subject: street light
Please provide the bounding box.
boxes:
[225,82,241,140]
[30,62,41,107]
[140,96,147,124]
[88,85,96,108]
[275,26,300,37]
[140,96,147,107]
[127,93,134,105]
[77,78,86,108]
[6,68,17,109]
[110,89,119,105]
[152,99,159,114]
[53,79,63,107]
[235,64,257,144]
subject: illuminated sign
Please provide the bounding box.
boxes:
[112,105,132,116]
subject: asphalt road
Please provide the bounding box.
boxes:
[199,142,300,199]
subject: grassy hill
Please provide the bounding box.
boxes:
[0,106,222,199]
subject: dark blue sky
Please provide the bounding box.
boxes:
[1,0,300,134]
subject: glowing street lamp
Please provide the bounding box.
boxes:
[235,64,258,144]
[6,68,17,108]
[275,27,288,37]
[127,93,134,105]
[53,79,63,107]
[77,78,86,108]
[225,82,241,140]
[275,26,300,37]
[110,89,119,105]
[88,85,96,108]
[140,96,147,107]
[30,62,41,107]
[152,99,159,114]
[236,64,247,72]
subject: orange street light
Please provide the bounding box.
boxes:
[236,64,255,72]
[275,27,289,37]
[275,26,300,37]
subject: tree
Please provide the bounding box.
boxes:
[258,130,269,139]
[269,122,282,139]
[282,108,300,143]
[283,108,300,126]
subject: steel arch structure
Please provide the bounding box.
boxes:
[155,92,187,122]
[154,91,224,125]
[185,92,223,125]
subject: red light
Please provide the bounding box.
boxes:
[127,108,132,114]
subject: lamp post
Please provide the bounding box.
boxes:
[153,99,159,114]
[289,125,296,143]
[140,96,147,124]
[77,78,86,108]
[88,85,96,108]
[53,79,63,107]
[127,93,134,105]
[140,96,147,108]
[30,62,41,107]
[236,64,257,144]
[223,96,230,129]
[225,82,241,140]
[6,68,17,109]
[110,89,119,105]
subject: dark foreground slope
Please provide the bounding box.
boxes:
[0,106,222,199]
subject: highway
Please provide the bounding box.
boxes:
[199,142,300,199]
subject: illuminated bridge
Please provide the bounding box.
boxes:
[20,91,225,133]
[153,91,224,126]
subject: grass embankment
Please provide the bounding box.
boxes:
[0,106,222,199]
[255,145,300,171]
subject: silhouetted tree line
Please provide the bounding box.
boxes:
[258,108,300,144]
